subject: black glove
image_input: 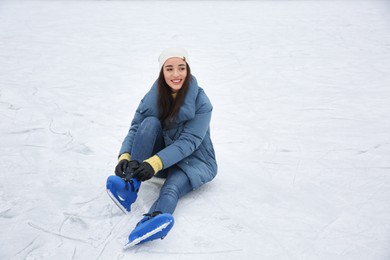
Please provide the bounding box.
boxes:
[115,159,129,178]
[124,160,140,181]
[115,160,140,179]
[133,162,155,182]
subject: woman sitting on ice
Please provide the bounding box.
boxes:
[107,47,218,247]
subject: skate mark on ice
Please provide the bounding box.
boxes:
[64,143,94,155]
[71,247,77,260]
[4,127,45,135]
[72,192,104,205]
[28,222,92,245]
[296,107,336,111]
[354,142,390,156]
[22,144,50,149]
[59,214,89,232]
[21,245,41,260]
[95,213,133,260]
[136,248,243,255]
[13,238,38,258]
[0,208,14,218]
[49,119,69,136]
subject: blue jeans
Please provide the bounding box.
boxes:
[131,117,192,215]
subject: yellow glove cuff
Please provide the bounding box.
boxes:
[144,155,163,174]
[118,153,131,162]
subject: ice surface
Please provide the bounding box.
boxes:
[0,0,389,259]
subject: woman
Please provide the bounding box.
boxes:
[107,47,217,247]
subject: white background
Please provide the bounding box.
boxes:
[1,0,389,259]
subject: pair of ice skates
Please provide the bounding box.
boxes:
[106,175,174,249]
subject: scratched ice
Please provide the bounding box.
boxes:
[0,1,389,259]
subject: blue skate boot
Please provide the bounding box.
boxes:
[106,175,141,214]
[124,211,174,249]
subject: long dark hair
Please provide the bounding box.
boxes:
[157,62,192,125]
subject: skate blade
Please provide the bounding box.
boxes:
[123,221,171,249]
[106,189,129,214]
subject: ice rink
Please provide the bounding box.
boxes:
[1,0,389,259]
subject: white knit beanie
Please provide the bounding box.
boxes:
[158,47,189,70]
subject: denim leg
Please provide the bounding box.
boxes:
[131,117,192,215]
[148,166,193,215]
[131,117,164,162]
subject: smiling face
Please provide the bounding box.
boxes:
[162,57,188,92]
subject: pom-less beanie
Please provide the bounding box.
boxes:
[158,47,189,70]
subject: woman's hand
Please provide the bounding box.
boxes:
[115,159,129,178]
[133,162,155,181]
[115,160,140,179]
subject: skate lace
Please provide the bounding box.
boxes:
[143,211,162,218]
[125,179,136,192]
[138,211,162,226]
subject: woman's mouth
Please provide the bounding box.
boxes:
[171,79,182,84]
